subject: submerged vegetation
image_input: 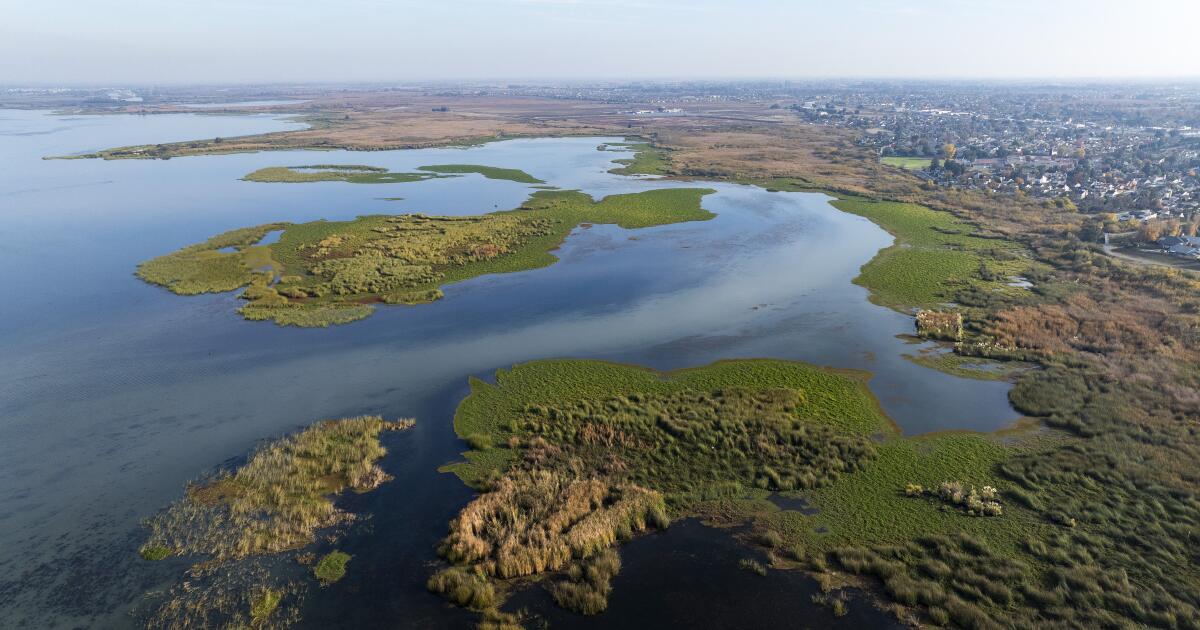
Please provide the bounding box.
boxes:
[137,188,714,326]
[137,417,414,628]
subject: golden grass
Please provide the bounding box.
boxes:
[141,416,413,562]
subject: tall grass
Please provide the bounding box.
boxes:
[141,416,413,561]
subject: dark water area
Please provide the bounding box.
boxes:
[502,519,901,630]
[0,109,1017,628]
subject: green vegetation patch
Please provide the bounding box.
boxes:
[830,198,1029,310]
[607,141,671,176]
[431,358,901,619]
[881,156,933,170]
[433,358,1051,624]
[242,164,439,184]
[417,164,544,183]
[314,551,352,585]
[138,188,715,327]
[249,588,282,622]
[136,222,289,295]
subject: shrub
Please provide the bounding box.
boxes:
[314,550,351,584]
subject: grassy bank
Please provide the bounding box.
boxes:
[434,358,1030,623]
[136,187,714,327]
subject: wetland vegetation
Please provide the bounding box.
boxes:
[432,358,1029,624]
[416,164,545,183]
[242,164,544,185]
[137,416,414,628]
[242,164,442,184]
[603,141,671,176]
[136,187,715,326]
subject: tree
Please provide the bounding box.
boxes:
[942,143,957,160]
[1138,221,1164,243]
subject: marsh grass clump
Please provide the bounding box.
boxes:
[142,416,413,562]
[426,566,498,610]
[550,548,622,615]
[739,558,769,576]
[438,469,666,580]
[313,550,351,585]
[915,310,963,341]
[138,188,714,326]
[904,481,1004,517]
[139,544,171,561]
[249,587,281,621]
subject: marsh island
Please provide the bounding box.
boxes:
[136,187,715,326]
[431,358,1025,625]
[241,163,545,184]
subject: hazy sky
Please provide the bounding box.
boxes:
[3,0,1198,84]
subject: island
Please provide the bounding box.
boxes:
[430,358,1023,625]
[136,188,715,327]
[138,415,414,628]
[241,163,545,184]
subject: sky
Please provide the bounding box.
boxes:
[2,0,1198,84]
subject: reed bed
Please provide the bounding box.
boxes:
[141,416,413,561]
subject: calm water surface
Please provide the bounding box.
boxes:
[0,109,1014,628]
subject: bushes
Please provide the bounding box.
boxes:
[902,481,1004,517]
[916,310,964,341]
[314,550,351,585]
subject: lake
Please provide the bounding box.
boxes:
[0,109,1016,628]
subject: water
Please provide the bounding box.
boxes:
[0,109,1018,628]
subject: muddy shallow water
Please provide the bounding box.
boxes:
[0,109,1017,627]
